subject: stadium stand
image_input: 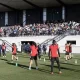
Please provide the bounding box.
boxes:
[0,21,80,37]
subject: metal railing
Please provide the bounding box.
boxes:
[40,29,71,46]
[0,39,12,52]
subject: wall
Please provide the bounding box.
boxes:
[58,35,80,53]
[0,35,80,53]
[0,36,54,51]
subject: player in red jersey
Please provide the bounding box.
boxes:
[29,42,38,70]
[65,43,70,60]
[49,40,62,74]
[12,43,18,61]
[69,43,72,59]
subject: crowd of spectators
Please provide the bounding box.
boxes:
[0,21,80,37]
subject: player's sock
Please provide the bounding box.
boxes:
[29,66,31,70]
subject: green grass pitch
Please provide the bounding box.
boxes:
[0,53,80,80]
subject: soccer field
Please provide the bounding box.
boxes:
[0,53,80,80]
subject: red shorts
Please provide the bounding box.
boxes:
[12,53,16,55]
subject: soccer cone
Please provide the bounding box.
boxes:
[44,58,45,62]
[75,59,77,64]
[16,62,18,67]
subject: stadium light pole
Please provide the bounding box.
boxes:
[62,6,65,21]
[5,12,8,26]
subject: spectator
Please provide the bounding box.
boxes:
[21,43,26,53]
[43,44,47,54]
[38,44,42,60]
[0,21,80,36]
[0,44,2,57]
[42,44,47,62]
[2,43,6,57]
[25,43,31,53]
